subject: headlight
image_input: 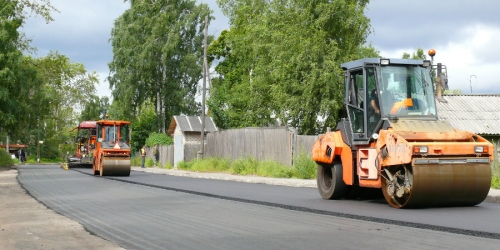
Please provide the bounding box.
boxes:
[474,146,488,153]
[413,146,428,154]
[380,59,390,65]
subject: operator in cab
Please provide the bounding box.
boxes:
[370,77,395,116]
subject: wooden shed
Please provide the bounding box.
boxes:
[167,116,218,167]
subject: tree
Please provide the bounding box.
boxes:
[80,95,110,121]
[402,48,427,60]
[0,1,51,137]
[108,0,213,132]
[26,52,99,159]
[130,101,158,151]
[209,0,374,134]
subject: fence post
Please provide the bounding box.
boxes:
[291,127,298,166]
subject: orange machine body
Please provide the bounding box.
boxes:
[92,120,131,176]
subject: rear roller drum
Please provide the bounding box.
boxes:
[317,161,348,200]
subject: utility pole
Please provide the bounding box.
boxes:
[37,117,40,163]
[469,75,476,94]
[198,16,209,159]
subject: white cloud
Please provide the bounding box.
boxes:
[377,24,500,94]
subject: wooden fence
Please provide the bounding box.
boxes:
[148,127,319,167]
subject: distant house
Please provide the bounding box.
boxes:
[436,94,500,146]
[167,116,218,167]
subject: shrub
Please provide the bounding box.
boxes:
[145,132,173,146]
[0,149,14,168]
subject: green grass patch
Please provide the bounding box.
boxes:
[492,174,500,189]
[292,150,317,179]
[178,157,232,173]
[178,156,316,179]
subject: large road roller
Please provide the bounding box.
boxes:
[92,119,131,176]
[312,54,493,208]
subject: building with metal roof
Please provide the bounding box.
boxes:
[437,94,500,144]
[167,116,218,167]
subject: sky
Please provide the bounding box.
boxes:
[22,0,500,98]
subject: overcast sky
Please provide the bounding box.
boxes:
[23,0,500,98]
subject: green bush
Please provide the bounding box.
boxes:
[0,148,14,168]
[145,132,173,147]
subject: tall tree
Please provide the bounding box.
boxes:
[26,52,98,159]
[108,0,213,132]
[0,0,54,136]
[80,95,110,121]
[209,0,375,134]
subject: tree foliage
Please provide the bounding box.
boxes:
[209,0,376,134]
[130,101,158,151]
[108,0,213,133]
[145,132,173,147]
[1,0,99,161]
[80,95,110,121]
[402,48,427,60]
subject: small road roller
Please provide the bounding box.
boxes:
[92,119,131,176]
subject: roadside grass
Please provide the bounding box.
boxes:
[134,154,500,188]
[177,151,317,180]
[492,173,500,189]
[131,156,173,169]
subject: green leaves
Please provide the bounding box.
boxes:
[209,0,375,134]
[402,48,427,60]
[109,0,212,132]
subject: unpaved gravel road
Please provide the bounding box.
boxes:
[0,167,123,250]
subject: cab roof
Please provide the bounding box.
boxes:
[96,120,130,126]
[69,121,96,132]
[341,58,428,70]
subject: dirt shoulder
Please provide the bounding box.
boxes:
[0,167,123,250]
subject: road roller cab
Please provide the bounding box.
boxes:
[312,53,493,208]
[68,121,97,168]
[92,119,131,176]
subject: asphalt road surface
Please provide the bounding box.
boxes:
[16,164,500,250]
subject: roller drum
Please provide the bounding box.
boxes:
[101,157,131,176]
[382,163,491,208]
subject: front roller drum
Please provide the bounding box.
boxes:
[317,161,349,200]
[381,163,491,208]
[100,157,131,176]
